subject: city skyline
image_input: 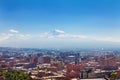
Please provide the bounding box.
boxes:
[0,0,120,49]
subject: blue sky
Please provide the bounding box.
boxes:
[0,0,120,49]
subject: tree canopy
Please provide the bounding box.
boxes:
[0,69,32,80]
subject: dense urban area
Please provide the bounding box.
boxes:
[0,47,120,80]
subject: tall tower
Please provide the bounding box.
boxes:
[75,53,81,64]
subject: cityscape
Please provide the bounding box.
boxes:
[0,47,120,80]
[1,0,120,80]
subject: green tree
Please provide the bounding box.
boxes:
[0,70,7,76]
[110,72,117,80]
[0,69,32,80]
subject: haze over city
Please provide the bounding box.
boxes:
[0,0,120,49]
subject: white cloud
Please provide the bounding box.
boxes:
[67,34,87,39]
[0,31,31,42]
[17,34,31,40]
[9,29,19,33]
[0,29,20,41]
[0,29,120,48]
[40,29,87,39]
[93,37,120,43]
[0,33,14,41]
[1,29,120,43]
[50,29,65,37]
[54,29,65,34]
